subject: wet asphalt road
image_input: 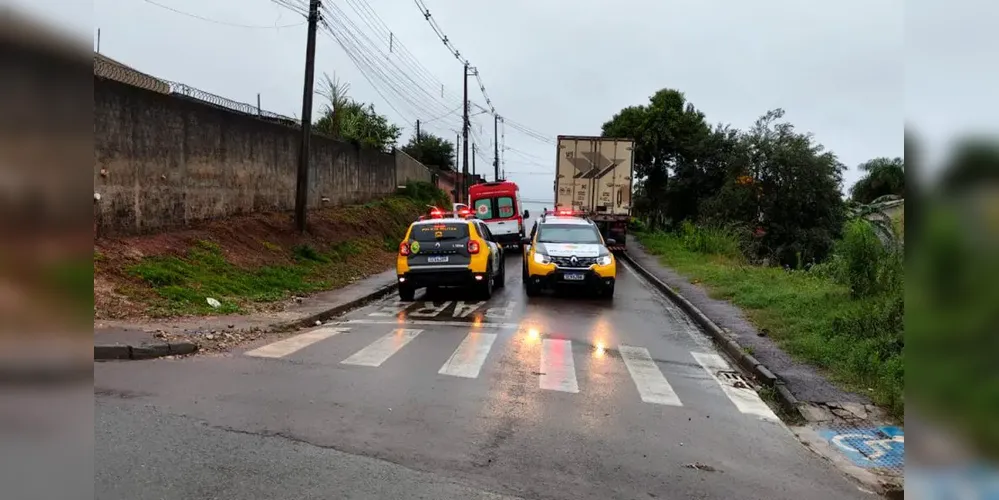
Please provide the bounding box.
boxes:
[95,253,872,500]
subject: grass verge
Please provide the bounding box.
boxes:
[637,228,904,420]
[126,238,386,316]
[96,182,449,319]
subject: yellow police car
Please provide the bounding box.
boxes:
[521,211,617,298]
[396,208,506,301]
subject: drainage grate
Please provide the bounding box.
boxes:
[717,370,752,389]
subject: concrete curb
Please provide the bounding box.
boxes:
[619,251,803,421]
[271,281,400,331]
[94,341,198,361]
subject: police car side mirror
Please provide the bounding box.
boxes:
[606,238,617,245]
[523,210,530,218]
[521,237,532,245]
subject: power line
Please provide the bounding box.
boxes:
[412,0,495,115]
[339,0,464,114]
[319,17,420,123]
[322,4,458,120]
[144,0,305,28]
[422,104,463,124]
[343,0,464,106]
[270,0,309,17]
[505,145,548,162]
[319,8,464,127]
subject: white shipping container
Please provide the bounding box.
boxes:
[554,136,634,216]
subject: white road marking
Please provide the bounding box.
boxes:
[438,331,498,378]
[486,302,516,319]
[691,352,779,421]
[540,339,579,393]
[452,301,486,318]
[244,327,349,358]
[619,345,683,406]
[368,300,412,317]
[409,301,453,317]
[341,329,423,367]
[339,319,519,329]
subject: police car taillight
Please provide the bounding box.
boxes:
[399,241,411,256]
[467,240,480,254]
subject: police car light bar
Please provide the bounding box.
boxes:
[544,208,583,216]
[423,207,474,220]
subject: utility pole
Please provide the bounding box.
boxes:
[461,62,470,205]
[472,143,477,178]
[455,133,461,202]
[294,0,321,233]
[493,114,499,181]
[415,119,421,142]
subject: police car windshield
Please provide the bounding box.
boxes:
[537,224,602,244]
[411,222,469,242]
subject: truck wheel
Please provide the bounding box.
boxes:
[399,284,416,301]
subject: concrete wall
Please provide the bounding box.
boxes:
[94,76,434,235]
[395,150,434,186]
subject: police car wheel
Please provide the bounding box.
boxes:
[495,261,506,288]
[477,267,494,300]
[398,284,416,301]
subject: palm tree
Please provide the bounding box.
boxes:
[850,157,904,204]
[315,72,352,139]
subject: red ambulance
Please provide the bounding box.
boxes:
[468,180,529,248]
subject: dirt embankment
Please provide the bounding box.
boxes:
[95,196,427,321]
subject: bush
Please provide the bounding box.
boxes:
[836,219,902,298]
[678,221,743,259]
[400,181,450,208]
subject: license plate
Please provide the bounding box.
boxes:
[427,256,449,264]
[563,273,585,281]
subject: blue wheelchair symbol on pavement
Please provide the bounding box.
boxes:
[819,426,904,469]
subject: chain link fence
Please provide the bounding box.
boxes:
[94,54,299,125]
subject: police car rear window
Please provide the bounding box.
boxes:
[411,223,469,242]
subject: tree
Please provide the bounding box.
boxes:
[314,72,402,152]
[601,88,718,229]
[738,109,847,265]
[850,157,904,204]
[401,133,455,170]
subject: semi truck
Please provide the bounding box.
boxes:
[553,135,635,250]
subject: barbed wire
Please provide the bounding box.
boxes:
[166,81,298,123]
[94,55,170,94]
[94,55,299,124]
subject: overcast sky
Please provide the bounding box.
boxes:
[27,0,913,201]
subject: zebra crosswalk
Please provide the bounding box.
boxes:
[243,325,780,422]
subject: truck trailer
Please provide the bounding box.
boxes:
[553,136,634,250]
